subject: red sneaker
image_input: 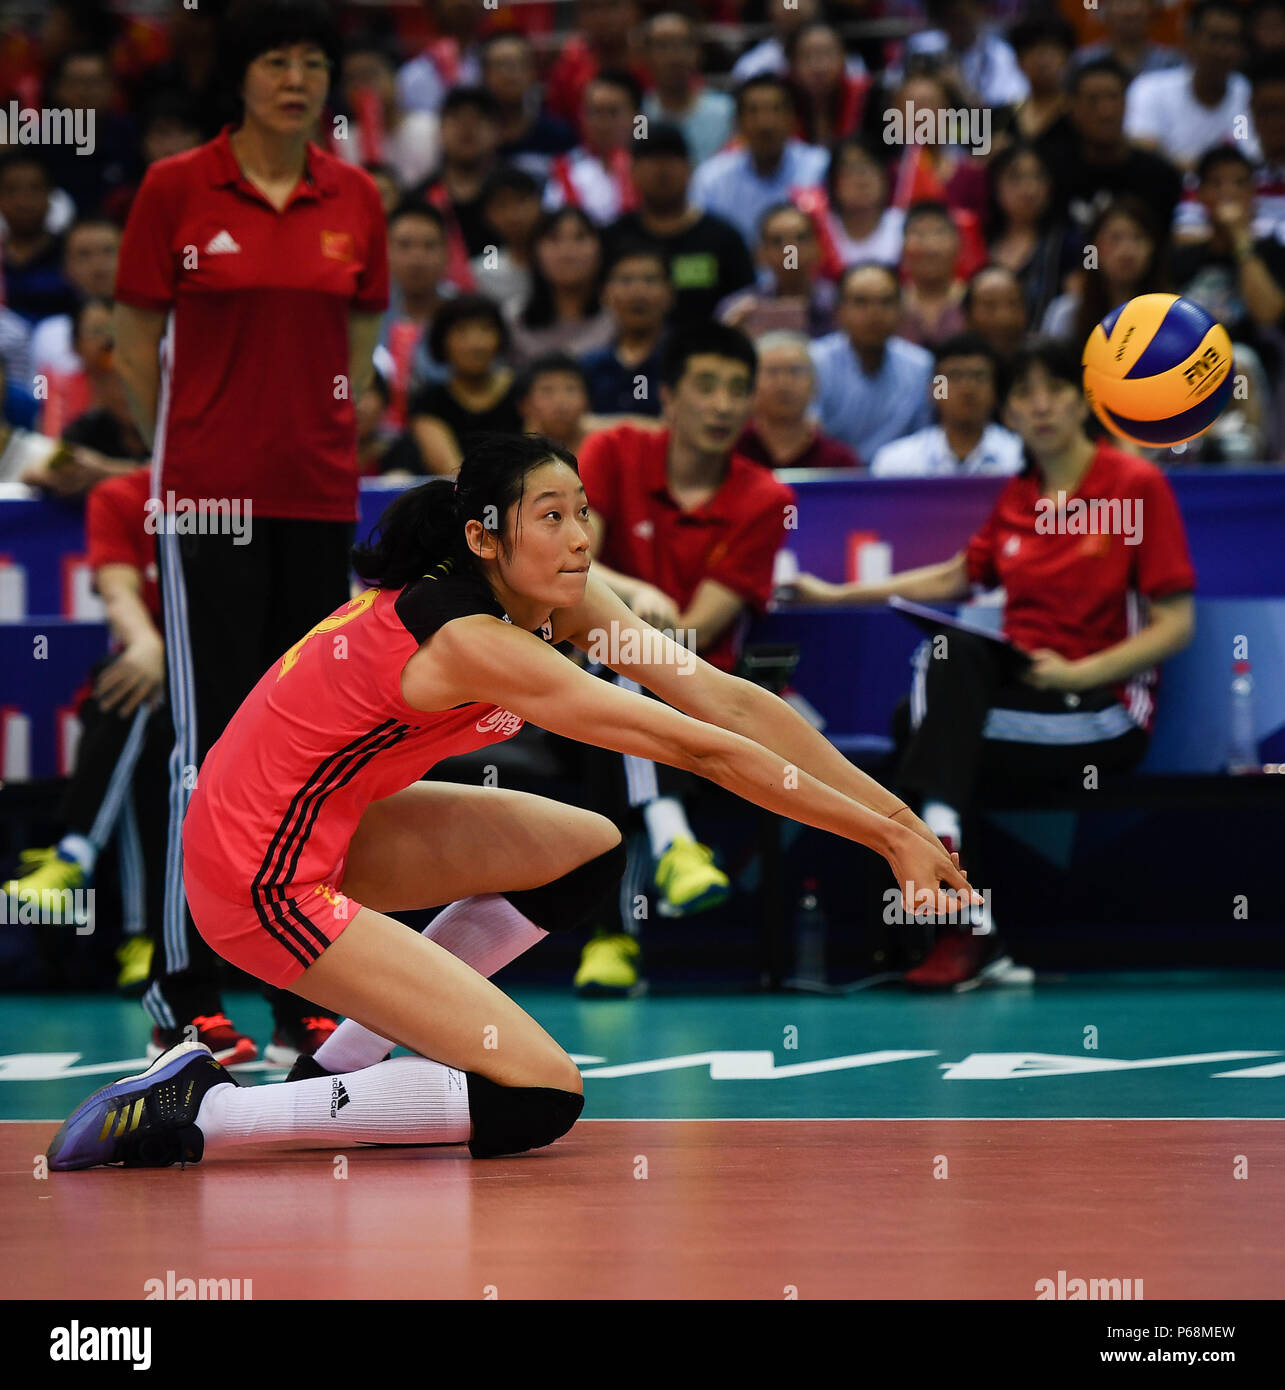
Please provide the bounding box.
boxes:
[905,930,1030,992]
[265,1016,338,1068]
[147,1014,258,1066]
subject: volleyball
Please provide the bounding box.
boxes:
[1082,293,1234,448]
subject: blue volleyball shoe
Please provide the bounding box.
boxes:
[47,1039,236,1171]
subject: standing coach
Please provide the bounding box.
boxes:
[113,0,389,1066]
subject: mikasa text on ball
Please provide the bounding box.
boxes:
[1082,292,1234,448]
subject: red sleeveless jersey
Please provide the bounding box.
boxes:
[183,560,552,902]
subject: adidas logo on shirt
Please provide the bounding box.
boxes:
[204,230,241,255]
[633,520,654,540]
[329,1079,350,1117]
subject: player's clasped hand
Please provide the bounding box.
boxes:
[885,821,982,917]
[629,582,681,633]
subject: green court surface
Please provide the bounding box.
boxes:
[3,971,1283,1122]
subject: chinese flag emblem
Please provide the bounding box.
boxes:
[321,230,354,261]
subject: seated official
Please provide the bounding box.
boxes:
[575,323,796,995]
[869,334,1023,478]
[786,339,1196,991]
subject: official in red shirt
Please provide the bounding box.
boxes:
[787,338,1196,989]
[112,0,389,1066]
[572,323,796,993]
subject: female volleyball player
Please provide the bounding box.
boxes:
[48,433,972,1170]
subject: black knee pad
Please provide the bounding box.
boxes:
[465,1071,584,1158]
[501,837,625,935]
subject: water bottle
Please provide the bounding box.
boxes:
[1227,659,1259,774]
[792,878,827,984]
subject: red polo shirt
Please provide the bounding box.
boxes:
[115,127,389,522]
[578,424,796,672]
[86,467,160,625]
[965,441,1196,729]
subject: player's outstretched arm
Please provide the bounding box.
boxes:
[413,608,973,914]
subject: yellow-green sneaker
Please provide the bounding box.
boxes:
[115,935,154,995]
[574,932,645,997]
[3,849,85,902]
[653,836,730,918]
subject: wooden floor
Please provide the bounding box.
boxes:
[5,1119,1283,1299]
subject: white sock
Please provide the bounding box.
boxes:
[57,833,95,873]
[642,796,691,860]
[311,894,547,1075]
[921,799,962,850]
[196,1056,472,1151]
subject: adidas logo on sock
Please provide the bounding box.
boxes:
[329,1078,350,1117]
[204,230,241,255]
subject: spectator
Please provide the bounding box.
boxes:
[809,261,935,459]
[355,371,423,478]
[581,243,671,417]
[605,123,755,328]
[112,0,385,1064]
[1006,13,1077,145]
[880,66,990,233]
[1249,0,1285,57]
[688,74,829,250]
[362,161,401,217]
[731,0,827,84]
[42,48,141,216]
[869,333,1024,477]
[102,90,204,227]
[818,135,905,270]
[395,0,485,115]
[1047,57,1183,237]
[0,302,32,395]
[0,151,78,323]
[717,201,837,340]
[642,12,735,168]
[480,32,576,181]
[471,167,542,319]
[900,0,1029,108]
[30,217,120,378]
[574,323,796,992]
[787,339,1196,991]
[1124,0,1259,172]
[0,351,62,484]
[545,0,648,136]
[336,36,440,191]
[377,203,454,425]
[985,142,1069,327]
[134,3,227,139]
[515,352,594,452]
[545,71,642,226]
[39,295,109,441]
[1177,58,1285,243]
[963,264,1030,361]
[1072,0,1184,81]
[1041,196,1169,348]
[410,294,521,475]
[418,86,502,276]
[508,206,614,366]
[897,202,968,348]
[785,21,869,148]
[60,300,149,470]
[735,331,861,470]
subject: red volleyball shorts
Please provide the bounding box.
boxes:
[184,857,362,988]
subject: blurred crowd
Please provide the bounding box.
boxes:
[2,0,1284,496]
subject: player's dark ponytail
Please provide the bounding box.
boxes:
[351,433,579,589]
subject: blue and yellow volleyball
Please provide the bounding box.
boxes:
[1082,293,1234,448]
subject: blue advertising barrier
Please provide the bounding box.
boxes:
[2,471,1283,778]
